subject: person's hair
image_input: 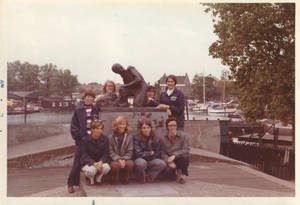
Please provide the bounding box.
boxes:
[165,117,178,128]
[112,115,130,132]
[91,120,104,130]
[166,75,177,85]
[146,85,156,93]
[102,80,116,93]
[84,89,96,98]
[139,119,156,142]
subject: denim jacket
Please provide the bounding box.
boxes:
[134,135,161,161]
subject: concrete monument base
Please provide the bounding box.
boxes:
[99,107,168,138]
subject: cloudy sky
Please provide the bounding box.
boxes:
[0,0,229,84]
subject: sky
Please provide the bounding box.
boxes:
[0,0,230,84]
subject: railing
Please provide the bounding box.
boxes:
[227,143,295,181]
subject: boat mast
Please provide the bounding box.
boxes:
[223,79,225,104]
[203,72,206,104]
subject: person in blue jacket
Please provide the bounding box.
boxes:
[158,75,185,130]
[80,120,110,185]
[134,119,166,183]
[67,90,99,193]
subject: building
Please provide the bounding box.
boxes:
[159,73,192,98]
[41,95,76,111]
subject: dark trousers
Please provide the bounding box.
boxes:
[162,154,190,179]
[67,144,81,186]
[110,160,134,183]
[174,154,189,176]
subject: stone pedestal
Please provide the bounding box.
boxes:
[99,107,168,138]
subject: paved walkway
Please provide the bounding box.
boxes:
[8,133,73,160]
[7,161,295,197]
[7,134,295,197]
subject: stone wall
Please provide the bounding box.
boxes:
[184,120,221,153]
[7,124,69,147]
[7,111,222,154]
[100,107,168,138]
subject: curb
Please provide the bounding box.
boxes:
[8,145,75,168]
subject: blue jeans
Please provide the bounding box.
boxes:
[135,158,167,181]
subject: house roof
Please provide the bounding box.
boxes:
[8,91,39,100]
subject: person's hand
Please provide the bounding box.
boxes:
[168,162,176,169]
[157,104,169,109]
[151,151,155,155]
[95,95,104,103]
[166,108,172,116]
[93,161,103,171]
[167,155,176,163]
[118,159,125,168]
[96,161,103,168]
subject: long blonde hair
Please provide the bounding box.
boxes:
[112,115,130,133]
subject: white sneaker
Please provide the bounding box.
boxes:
[95,174,103,183]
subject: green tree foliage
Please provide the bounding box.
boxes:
[191,73,221,102]
[7,61,79,97]
[7,61,40,91]
[154,76,164,98]
[203,3,295,124]
[40,63,57,97]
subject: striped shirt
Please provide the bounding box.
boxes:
[84,104,92,135]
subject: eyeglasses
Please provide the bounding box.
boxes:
[167,124,177,127]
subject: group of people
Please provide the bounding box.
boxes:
[67,75,189,193]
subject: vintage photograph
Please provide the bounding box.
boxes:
[1,0,295,202]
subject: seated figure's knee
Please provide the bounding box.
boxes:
[102,163,111,174]
[135,158,147,169]
[82,165,97,178]
[110,161,121,171]
[125,160,135,169]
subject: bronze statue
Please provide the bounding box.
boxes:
[112,63,148,107]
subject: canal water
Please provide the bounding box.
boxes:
[8,111,73,125]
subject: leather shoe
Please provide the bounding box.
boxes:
[68,186,75,193]
[178,177,186,184]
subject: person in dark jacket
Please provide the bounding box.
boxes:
[134,119,166,183]
[67,90,99,193]
[143,85,159,107]
[161,117,190,184]
[108,116,134,184]
[158,75,185,130]
[80,120,110,185]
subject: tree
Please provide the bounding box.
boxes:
[154,76,164,98]
[52,69,78,97]
[40,63,56,96]
[7,61,40,91]
[204,3,295,146]
[8,61,79,97]
[191,73,220,102]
